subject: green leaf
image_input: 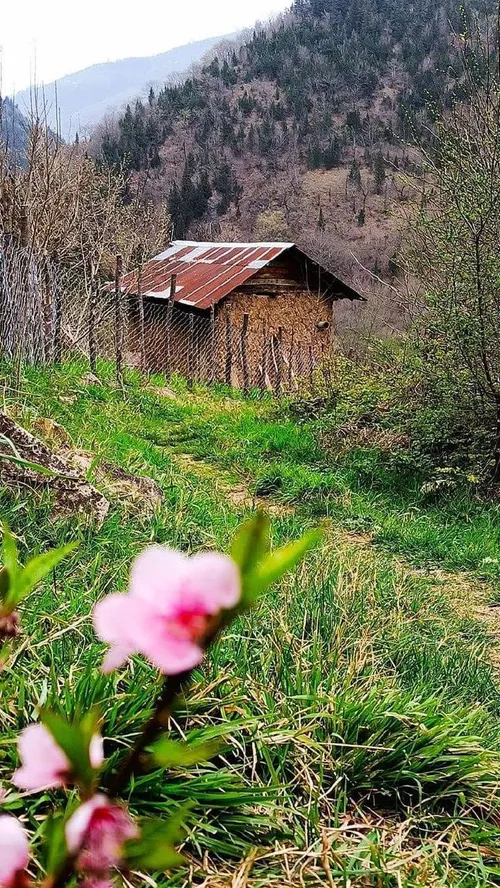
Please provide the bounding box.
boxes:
[231,512,270,580]
[248,528,323,601]
[41,711,97,787]
[150,737,219,769]
[125,813,188,870]
[0,453,62,476]
[10,542,77,606]
[0,567,10,602]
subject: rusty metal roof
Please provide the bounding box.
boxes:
[119,240,362,308]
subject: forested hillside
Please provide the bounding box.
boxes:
[96,0,492,291]
[1,98,29,159]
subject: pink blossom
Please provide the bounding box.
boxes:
[66,795,138,877]
[13,724,104,792]
[94,547,241,675]
[0,816,29,888]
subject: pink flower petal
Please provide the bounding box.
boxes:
[129,547,187,609]
[93,593,147,673]
[13,724,70,791]
[187,553,241,610]
[66,795,138,875]
[66,795,107,854]
[0,816,29,887]
[138,624,204,674]
[90,735,104,769]
[93,594,140,647]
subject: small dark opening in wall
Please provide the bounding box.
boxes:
[317,320,330,331]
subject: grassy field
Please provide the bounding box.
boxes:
[1,361,500,886]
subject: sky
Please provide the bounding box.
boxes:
[1,0,290,95]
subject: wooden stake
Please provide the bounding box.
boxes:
[89,273,97,374]
[260,320,267,392]
[165,274,176,376]
[114,254,124,387]
[53,254,62,366]
[225,306,232,386]
[241,312,249,395]
[288,328,295,390]
[137,263,146,374]
[209,304,216,384]
[276,326,283,395]
[188,312,195,388]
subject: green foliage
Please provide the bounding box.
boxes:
[124,815,186,870]
[151,737,219,769]
[403,27,500,483]
[1,362,500,886]
[1,523,76,612]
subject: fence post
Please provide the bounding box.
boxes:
[296,342,303,383]
[225,306,232,386]
[114,255,124,387]
[241,312,249,395]
[165,273,176,377]
[209,304,216,384]
[89,273,97,374]
[260,321,267,392]
[137,263,146,374]
[53,253,62,366]
[287,328,295,391]
[188,313,195,389]
[275,326,283,395]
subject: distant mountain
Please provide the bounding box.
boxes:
[98,0,495,287]
[13,35,230,140]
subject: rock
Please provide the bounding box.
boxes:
[32,417,73,449]
[0,414,110,524]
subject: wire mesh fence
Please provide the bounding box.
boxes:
[0,237,329,394]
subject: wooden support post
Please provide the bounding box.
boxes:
[276,326,283,395]
[225,306,232,386]
[241,312,249,395]
[288,328,295,390]
[89,274,97,374]
[137,264,146,374]
[296,342,303,383]
[114,254,124,388]
[209,304,216,384]
[260,321,267,392]
[188,312,195,388]
[53,255,62,366]
[165,274,176,376]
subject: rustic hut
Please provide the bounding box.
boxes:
[120,240,363,388]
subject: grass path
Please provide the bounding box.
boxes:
[2,364,500,886]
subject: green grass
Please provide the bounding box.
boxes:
[1,360,500,886]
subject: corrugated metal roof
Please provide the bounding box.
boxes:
[119,240,362,308]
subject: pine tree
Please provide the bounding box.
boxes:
[317,206,326,230]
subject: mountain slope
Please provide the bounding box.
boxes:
[97,0,493,299]
[13,35,230,139]
[1,98,29,161]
